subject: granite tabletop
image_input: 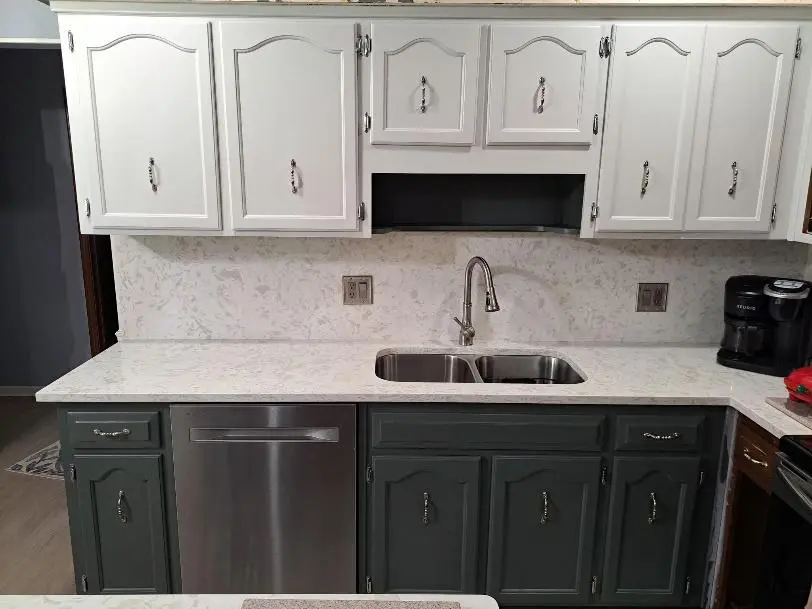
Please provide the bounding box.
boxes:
[0,595,498,609]
[35,339,810,438]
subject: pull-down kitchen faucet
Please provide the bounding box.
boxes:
[453,256,500,346]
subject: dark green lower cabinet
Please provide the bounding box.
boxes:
[74,454,171,594]
[601,456,700,606]
[369,455,481,593]
[487,456,602,606]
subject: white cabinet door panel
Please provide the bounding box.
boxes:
[487,24,606,145]
[597,25,705,232]
[371,22,481,146]
[69,17,220,230]
[219,20,359,232]
[685,25,797,232]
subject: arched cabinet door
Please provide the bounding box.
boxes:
[219,20,360,232]
[487,24,607,146]
[64,16,221,231]
[370,22,481,146]
[684,25,798,233]
[596,25,705,232]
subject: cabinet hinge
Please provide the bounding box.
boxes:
[80,574,88,593]
[593,114,599,135]
[591,575,599,595]
[69,463,76,482]
[68,31,74,53]
[698,470,705,486]
[599,36,611,58]
[366,465,374,483]
[590,201,599,223]
[684,576,692,595]
[365,576,373,593]
[796,37,803,59]
[771,202,777,226]
[356,34,371,57]
[358,201,366,223]
[84,198,91,218]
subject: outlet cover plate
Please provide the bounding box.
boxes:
[637,283,668,312]
[343,275,373,305]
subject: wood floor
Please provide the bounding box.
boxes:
[0,397,74,594]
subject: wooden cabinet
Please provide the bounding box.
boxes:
[368,455,481,593]
[601,456,700,606]
[486,24,607,146]
[685,25,797,232]
[59,407,180,595]
[218,20,361,232]
[486,456,602,605]
[61,16,221,231]
[597,24,705,232]
[74,454,171,594]
[370,22,481,146]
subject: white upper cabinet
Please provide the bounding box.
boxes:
[684,25,798,232]
[597,24,705,232]
[64,16,221,231]
[219,20,360,232]
[487,23,606,145]
[370,22,481,146]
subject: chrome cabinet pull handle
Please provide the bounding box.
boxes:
[290,159,298,194]
[92,428,131,439]
[422,491,431,525]
[540,490,551,524]
[642,432,681,441]
[640,160,650,196]
[600,465,608,487]
[537,76,546,114]
[648,491,657,525]
[419,76,428,114]
[116,490,129,524]
[148,157,158,192]
[363,112,371,134]
[743,447,769,468]
[728,161,738,196]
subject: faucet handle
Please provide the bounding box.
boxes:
[453,316,476,339]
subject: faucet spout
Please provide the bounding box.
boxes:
[454,256,500,346]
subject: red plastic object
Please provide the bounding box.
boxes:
[786,367,812,404]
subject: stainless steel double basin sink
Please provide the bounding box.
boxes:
[375,352,585,385]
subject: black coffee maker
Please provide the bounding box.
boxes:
[718,275,812,376]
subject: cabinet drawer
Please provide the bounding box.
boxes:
[66,411,161,449]
[614,415,705,452]
[735,418,777,492]
[370,411,606,451]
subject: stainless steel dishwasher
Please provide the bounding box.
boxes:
[170,404,356,593]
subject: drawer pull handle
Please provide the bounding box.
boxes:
[648,491,657,525]
[92,428,131,439]
[422,491,431,525]
[116,490,129,524]
[642,431,681,441]
[419,75,428,114]
[743,447,769,468]
[728,161,738,196]
[640,160,650,196]
[540,490,552,524]
[537,76,546,114]
[290,159,298,194]
[148,157,158,192]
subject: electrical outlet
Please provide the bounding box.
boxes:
[343,275,373,305]
[637,283,669,312]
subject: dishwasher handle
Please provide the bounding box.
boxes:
[190,427,339,443]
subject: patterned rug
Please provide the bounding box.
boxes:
[6,440,63,480]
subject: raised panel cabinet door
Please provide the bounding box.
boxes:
[369,455,481,593]
[65,16,220,230]
[486,456,602,605]
[74,454,170,594]
[487,24,607,145]
[370,22,481,145]
[219,20,359,232]
[684,25,798,232]
[601,456,701,606]
[597,25,705,232]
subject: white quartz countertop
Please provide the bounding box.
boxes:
[0,594,498,609]
[35,339,812,438]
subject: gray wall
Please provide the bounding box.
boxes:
[0,0,59,43]
[0,48,90,387]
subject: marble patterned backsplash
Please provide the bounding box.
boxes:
[112,234,808,344]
